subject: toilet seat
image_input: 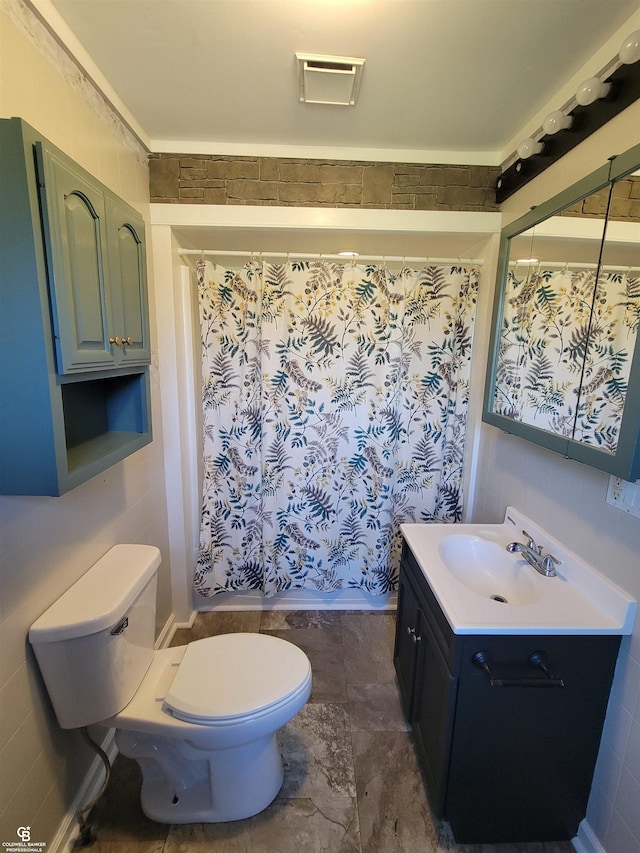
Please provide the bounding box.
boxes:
[164,633,311,724]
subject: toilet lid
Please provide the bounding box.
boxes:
[165,633,311,721]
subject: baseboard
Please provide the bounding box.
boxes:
[195,588,397,611]
[174,610,197,629]
[156,614,176,648]
[573,819,607,853]
[155,610,197,648]
[49,729,118,853]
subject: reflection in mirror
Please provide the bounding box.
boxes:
[492,186,609,437]
[575,173,640,452]
[485,145,640,481]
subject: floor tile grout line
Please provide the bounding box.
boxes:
[340,610,366,853]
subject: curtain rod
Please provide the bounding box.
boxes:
[177,249,484,266]
[509,261,640,273]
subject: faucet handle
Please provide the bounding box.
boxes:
[522,530,539,553]
[541,553,561,575]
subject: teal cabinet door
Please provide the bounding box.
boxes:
[105,195,151,367]
[0,118,152,496]
[36,141,116,373]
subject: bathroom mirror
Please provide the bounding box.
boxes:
[483,142,640,481]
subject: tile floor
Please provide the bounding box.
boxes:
[87,610,575,853]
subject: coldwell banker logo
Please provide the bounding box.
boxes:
[1,827,46,853]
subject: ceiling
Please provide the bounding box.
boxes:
[45,0,640,163]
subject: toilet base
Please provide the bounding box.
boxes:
[116,729,285,823]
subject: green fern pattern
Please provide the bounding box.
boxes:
[195,259,479,597]
[494,268,640,448]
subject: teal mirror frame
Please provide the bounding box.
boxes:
[483,143,640,482]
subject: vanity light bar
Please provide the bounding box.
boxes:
[496,53,640,204]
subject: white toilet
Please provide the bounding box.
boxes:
[29,545,312,823]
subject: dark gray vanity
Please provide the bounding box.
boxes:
[394,511,635,843]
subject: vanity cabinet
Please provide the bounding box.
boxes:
[394,540,621,843]
[0,118,151,496]
[395,559,458,816]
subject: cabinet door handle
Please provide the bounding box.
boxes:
[407,626,421,643]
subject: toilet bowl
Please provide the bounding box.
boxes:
[29,545,312,824]
[108,633,312,823]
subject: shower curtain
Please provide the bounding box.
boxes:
[195,258,479,597]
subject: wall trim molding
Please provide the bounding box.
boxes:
[150,138,502,167]
[195,588,397,611]
[572,819,607,853]
[150,202,502,234]
[3,0,149,158]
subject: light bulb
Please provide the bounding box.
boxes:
[517,138,544,160]
[542,110,573,135]
[575,77,610,106]
[619,30,640,64]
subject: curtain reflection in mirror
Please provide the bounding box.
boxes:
[493,263,640,451]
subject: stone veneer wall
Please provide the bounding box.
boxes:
[149,153,500,211]
[560,175,640,220]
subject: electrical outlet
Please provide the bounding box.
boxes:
[606,475,640,518]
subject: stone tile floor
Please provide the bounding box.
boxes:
[87,610,575,853]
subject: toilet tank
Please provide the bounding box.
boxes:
[29,544,161,729]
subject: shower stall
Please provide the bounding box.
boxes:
[150,205,501,621]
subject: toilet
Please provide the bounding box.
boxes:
[29,545,312,823]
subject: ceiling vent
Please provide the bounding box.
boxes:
[295,53,365,106]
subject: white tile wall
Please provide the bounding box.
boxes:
[0,2,172,844]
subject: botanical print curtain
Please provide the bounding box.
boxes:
[493,265,640,450]
[195,258,479,598]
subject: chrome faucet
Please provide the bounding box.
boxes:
[506,530,561,577]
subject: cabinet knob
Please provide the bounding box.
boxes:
[407,626,421,643]
[109,336,122,346]
[123,336,133,346]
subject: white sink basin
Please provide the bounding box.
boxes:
[401,507,636,635]
[439,534,540,605]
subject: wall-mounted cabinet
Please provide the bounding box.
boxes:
[36,138,150,373]
[0,118,151,496]
[483,142,640,481]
